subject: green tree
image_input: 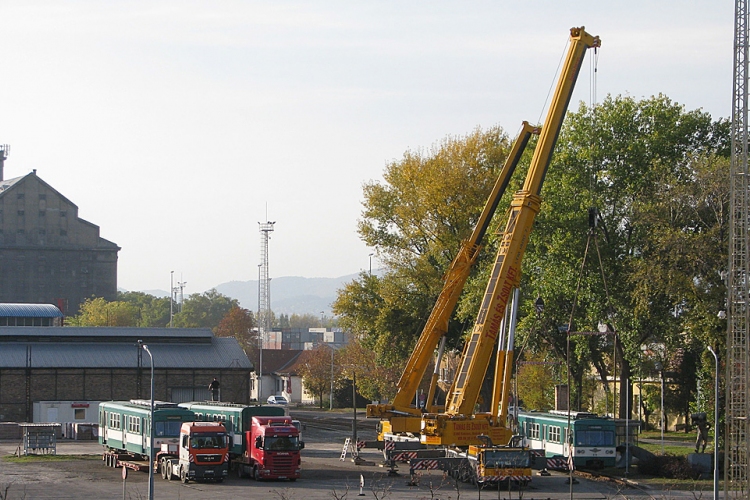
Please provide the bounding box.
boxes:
[172,289,238,330]
[117,291,172,327]
[68,297,139,326]
[515,95,729,418]
[335,127,514,374]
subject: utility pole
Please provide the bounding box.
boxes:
[169,271,174,328]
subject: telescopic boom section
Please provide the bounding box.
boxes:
[425,28,599,446]
[366,122,539,428]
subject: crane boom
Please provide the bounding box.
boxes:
[423,27,600,447]
[366,122,539,435]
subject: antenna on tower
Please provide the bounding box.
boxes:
[257,218,275,402]
[0,144,9,182]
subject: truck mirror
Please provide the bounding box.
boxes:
[255,436,262,448]
[299,441,305,450]
[227,436,233,447]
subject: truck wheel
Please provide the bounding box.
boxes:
[216,478,224,483]
[253,466,261,481]
[166,461,173,481]
[236,464,243,478]
[160,459,167,480]
[180,466,188,484]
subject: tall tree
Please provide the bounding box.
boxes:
[335,127,514,372]
[68,297,139,326]
[216,306,256,353]
[298,345,339,408]
[173,289,239,330]
[515,95,729,417]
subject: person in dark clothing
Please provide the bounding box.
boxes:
[208,378,220,401]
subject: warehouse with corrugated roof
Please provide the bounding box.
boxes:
[0,326,254,422]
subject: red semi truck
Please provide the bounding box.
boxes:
[236,415,303,481]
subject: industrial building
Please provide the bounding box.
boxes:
[0,326,254,423]
[0,156,119,315]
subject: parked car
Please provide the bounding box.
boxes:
[267,395,288,405]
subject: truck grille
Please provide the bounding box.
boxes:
[272,456,296,472]
[196,454,223,463]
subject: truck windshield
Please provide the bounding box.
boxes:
[482,450,530,468]
[191,433,227,449]
[154,421,183,437]
[264,436,300,451]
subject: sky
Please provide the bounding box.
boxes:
[0,1,734,294]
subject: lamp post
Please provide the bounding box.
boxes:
[139,341,155,500]
[655,361,664,456]
[330,345,335,410]
[169,271,174,328]
[707,345,719,500]
[369,253,373,275]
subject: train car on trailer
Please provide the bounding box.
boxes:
[517,410,616,469]
[99,400,197,460]
[177,402,285,459]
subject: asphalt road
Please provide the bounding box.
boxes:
[0,410,713,499]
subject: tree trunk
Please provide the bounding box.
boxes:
[616,337,632,419]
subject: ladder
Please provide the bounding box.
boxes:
[340,438,354,461]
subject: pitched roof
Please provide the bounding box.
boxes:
[258,349,304,375]
[0,327,253,370]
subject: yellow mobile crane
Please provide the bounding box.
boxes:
[366,121,539,439]
[421,26,600,448]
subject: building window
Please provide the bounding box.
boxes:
[60,229,67,236]
[17,229,24,234]
[529,423,540,439]
[60,211,67,217]
[38,194,46,200]
[39,211,45,217]
[74,409,85,420]
[16,193,24,199]
[17,210,24,216]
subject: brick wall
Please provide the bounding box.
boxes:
[0,368,252,422]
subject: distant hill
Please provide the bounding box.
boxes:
[124,273,366,316]
[215,274,361,315]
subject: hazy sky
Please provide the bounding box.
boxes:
[0,1,732,294]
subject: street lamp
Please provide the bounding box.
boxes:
[138,341,155,500]
[707,345,719,500]
[169,271,174,328]
[654,361,664,456]
[329,345,335,410]
[369,253,374,275]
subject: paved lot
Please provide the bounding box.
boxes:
[0,411,714,499]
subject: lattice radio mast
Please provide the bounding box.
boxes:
[727,0,750,494]
[258,220,275,342]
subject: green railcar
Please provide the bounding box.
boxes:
[178,402,285,457]
[99,400,197,460]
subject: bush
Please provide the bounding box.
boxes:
[637,454,700,479]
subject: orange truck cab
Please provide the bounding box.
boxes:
[159,421,230,483]
[243,416,303,480]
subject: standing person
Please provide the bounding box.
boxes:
[692,413,710,453]
[208,378,220,401]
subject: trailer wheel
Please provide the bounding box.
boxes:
[236,464,243,478]
[166,460,173,481]
[180,466,188,484]
[160,459,167,480]
[253,466,261,481]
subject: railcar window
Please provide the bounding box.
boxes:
[548,426,561,443]
[575,430,614,446]
[154,421,183,437]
